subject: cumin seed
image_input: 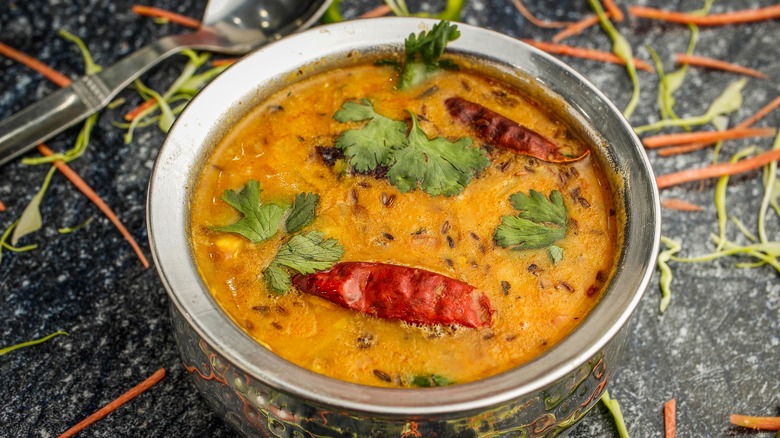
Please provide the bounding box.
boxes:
[440,220,450,234]
[271,322,283,330]
[252,305,270,314]
[469,232,480,241]
[382,232,395,241]
[373,369,392,382]
[501,280,511,296]
[446,236,455,248]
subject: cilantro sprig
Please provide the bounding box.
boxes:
[210,179,343,294]
[399,21,461,89]
[210,180,287,243]
[493,190,568,260]
[387,112,488,197]
[264,231,344,294]
[333,101,488,197]
[334,99,407,172]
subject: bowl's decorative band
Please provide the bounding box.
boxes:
[172,307,614,437]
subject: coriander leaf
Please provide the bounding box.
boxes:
[334,99,407,172]
[210,180,286,243]
[285,193,319,233]
[272,231,344,275]
[263,263,292,294]
[548,245,564,265]
[410,374,453,387]
[386,112,488,197]
[494,190,568,250]
[509,190,567,227]
[399,21,460,89]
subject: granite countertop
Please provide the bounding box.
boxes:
[1,0,778,436]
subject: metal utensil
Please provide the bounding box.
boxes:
[0,0,331,166]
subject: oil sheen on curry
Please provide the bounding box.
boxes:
[190,23,618,388]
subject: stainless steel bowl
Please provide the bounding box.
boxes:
[148,17,660,437]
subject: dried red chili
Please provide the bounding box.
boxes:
[293,262,493,328]
[445,96,589,163]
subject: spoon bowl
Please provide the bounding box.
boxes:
[0,0,332,165]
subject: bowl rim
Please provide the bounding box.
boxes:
[147,17,661,416]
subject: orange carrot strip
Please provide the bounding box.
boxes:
[644,127,777,149]
[123,99,156,121]
[37,145,150,268]
[659,95,780,156]
[0,42,72,87]
[59,368,166,438]
[131,5,201,29]
[510,0,574,28]
[521,39,653,72]
[629,5,780,26]
[675,53,768,79]
[0,200,5,212]
[664,399,677,437]
[552,15,600,42]
[661,198,703,212]
[656,148,780,189]
[210,58,239,68]
[358,4,392,18]
[602,0,624,22]
[730,414,780,431]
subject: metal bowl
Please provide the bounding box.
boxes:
[148,17,660,437]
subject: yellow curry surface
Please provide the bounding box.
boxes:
[190,62,617,387]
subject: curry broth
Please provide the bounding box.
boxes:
[190,63,618,387]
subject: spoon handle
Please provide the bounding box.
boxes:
[0,34,189,166]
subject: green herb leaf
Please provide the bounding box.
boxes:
[263,263,293,294]
[548,245,564,265]
[272,231,344,275]
[386,112,488,196]
[509,190,567,227]
[285,193,320,233]
[494,190,567,250]
[211,180,286,243]
[334,99,408,172]
[399,21,460,89]
[410,374,453,387]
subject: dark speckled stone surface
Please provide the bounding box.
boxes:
[0,1,778,437]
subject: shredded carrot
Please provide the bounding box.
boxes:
[37,145,150,268]
[59,368,166,438]
[659,95,780,156]
[664,398,677,438]
[510,0,573,29]
[601,0,624,22]
[656,148,780,189]
[729,414,780,431]
[0,200,5,212]
[521,39,653,72]
[359,4,392,18]
[210,58,239,68]
[552,15,600,42]
[675,53,768,80]
[643,127,777,149]
[131,5,201,29]
[0,42,72,87]
[123,99,156,121]
[629,5,780,26]
[661,198,703,212]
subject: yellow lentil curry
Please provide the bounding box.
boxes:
[190,30,618,388]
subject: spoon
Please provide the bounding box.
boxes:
[0,0,331,166]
